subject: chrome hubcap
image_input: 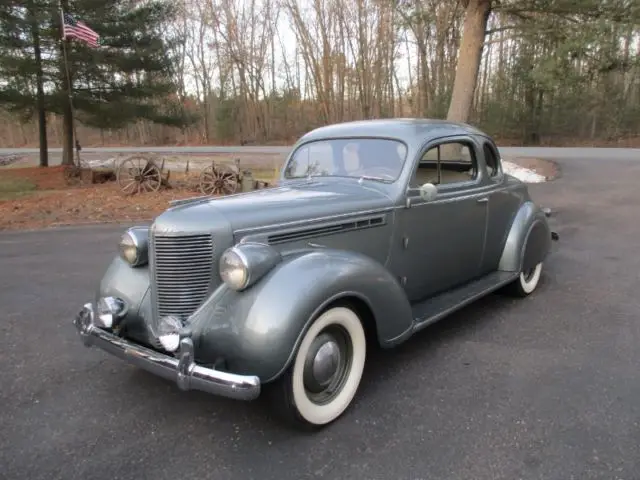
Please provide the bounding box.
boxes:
[302,327,352,405]
[312,340,341,387]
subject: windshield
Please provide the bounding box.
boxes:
[283,138,408,182]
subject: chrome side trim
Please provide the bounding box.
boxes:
[233,206,394,235]
[267,214,386,244]
[73,303,261,401]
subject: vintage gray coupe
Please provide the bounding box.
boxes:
[73,118,556,429]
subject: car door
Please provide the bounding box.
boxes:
[477,138,521,275]
[389,136,490,304]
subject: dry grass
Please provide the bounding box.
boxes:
[0,176,38,200]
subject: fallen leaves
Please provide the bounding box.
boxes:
[0,167,204,231]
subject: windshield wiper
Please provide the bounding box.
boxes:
[358,175,391,183]
[285,174,391,184]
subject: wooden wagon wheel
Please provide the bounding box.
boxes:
[116,156,162,195]
[199,164,240,195]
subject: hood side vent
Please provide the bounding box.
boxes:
[268,215,385,245]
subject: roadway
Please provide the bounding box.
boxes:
[2,145,640,165]
[1,148,639,479]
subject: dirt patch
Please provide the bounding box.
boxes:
[0,166,278,232]
[508,157,560,181]
[0,183,200,231]
[1,165,71,190]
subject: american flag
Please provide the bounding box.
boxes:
[62,12,100,47]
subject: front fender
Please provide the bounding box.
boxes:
[97,255,150,312]
[189,249,413,383]
[96,255,152,343]
[498,201,552,273]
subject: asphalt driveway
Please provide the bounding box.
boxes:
[1,149,640,480]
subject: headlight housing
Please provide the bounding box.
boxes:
[219,243,281,291]
[118,227,148,267]
[219,248,250,290]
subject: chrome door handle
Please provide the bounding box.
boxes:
[477,197,488,204]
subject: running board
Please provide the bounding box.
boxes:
[410,271,519,333]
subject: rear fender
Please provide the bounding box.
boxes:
[498,201,552,273]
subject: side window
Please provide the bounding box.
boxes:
[483,142,500,177]
[411,141,477,187]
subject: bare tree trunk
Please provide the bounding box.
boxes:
[29,6,48,167]
[336,15,347,121]
[446,0,491,123]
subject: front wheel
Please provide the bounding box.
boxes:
[267,306,367,429]
[504,262,543,297]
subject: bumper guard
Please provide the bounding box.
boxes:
[73,303,261,401]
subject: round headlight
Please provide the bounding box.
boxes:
[119,232,139,265]
[219,248,249,290]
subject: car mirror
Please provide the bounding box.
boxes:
[418,182,438,202]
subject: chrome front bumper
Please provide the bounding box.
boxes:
[73,303,261,401]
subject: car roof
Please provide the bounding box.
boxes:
[297,118,489,148]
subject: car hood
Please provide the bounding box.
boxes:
[153,179,392,236]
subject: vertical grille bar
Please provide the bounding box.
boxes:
[152,233,214,320]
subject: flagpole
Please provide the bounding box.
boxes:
[59,2,81,167]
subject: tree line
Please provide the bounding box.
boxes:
[1,0,639,166]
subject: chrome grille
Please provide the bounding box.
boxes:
[152,233,214,319]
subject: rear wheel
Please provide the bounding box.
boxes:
[504,262,543,297]
[267,306,367,429]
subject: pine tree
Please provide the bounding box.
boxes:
[0,0,194,166]
[0,0,54,166]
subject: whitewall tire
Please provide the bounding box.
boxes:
[506,262,543,297]
[268,305,367,429]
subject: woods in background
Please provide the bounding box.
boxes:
[0,0,193,165]
[1,0,639,153]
